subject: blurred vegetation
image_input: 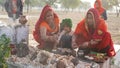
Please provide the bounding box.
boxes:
[60,0,81,11]
[102,0,120,17]
[0,34,11,68]
[0,0,90,12]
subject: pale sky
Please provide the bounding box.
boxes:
[81,0,96,7]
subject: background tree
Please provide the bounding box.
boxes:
[102,0,120,17]
[79,1,91,12]
[101,0,111,9]
[44,0,57,5]
[0,0,5,11]
[24,0,57,13]
[60,0,81,11]
[38,0,57,7]
[25,0,31,13]
[60,0,71,11]
[69,0,81,11]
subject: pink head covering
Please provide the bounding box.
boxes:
[86,8,100,26]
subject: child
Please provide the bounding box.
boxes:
[58,18,73,49]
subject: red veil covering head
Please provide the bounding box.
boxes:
[94,0,105,15]
[86,8,101,27]
[74,8,107,40]
[74,8,115,57]
[33,5,59,45]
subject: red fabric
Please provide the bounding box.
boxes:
[40,18,59,33]
[74,8,115,57]
[94,0,105,15]
[33,5,59,48]
[12,0,17,13]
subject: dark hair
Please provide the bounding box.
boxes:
[19,15,27,24]
[61,18,72,28]
[60,18,72,31]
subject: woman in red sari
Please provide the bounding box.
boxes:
[33,5,59,51]
[73,8,115,57]
[94,0,107,20]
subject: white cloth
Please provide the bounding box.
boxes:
[8,17,19,27]
[15,25,29,44]
[0,21,15,44]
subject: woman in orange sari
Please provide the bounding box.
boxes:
[73,8,115,57]
[33,5,59,51]
[94,0,107,20]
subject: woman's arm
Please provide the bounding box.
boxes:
[40,26,56,42]
[80,40,100,49]
[40,26,48,41]
[72,34,89,49]
[72,37,99,49]
[72,35,79,49]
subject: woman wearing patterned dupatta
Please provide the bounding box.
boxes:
[72,8,115,57]
[33,5,59,51]
[94,0,107,20]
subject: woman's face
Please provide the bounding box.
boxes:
[95,2,100,9]
[86,13,94,26]
[45,10,54,23]
[64,25,71,32]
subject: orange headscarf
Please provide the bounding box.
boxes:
[33,5,59,46]
[94,0,105,15]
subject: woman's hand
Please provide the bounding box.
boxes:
[90,40,99,45]
[40,26,58,42]
[47,36,57,42]
[72,35,79,49]
[81,42,89,49]
[72,42,79,49]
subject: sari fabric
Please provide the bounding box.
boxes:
[33,5,59,48]
[74,8,115,57]
[94,0,104,15]
[94,0,107,20]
